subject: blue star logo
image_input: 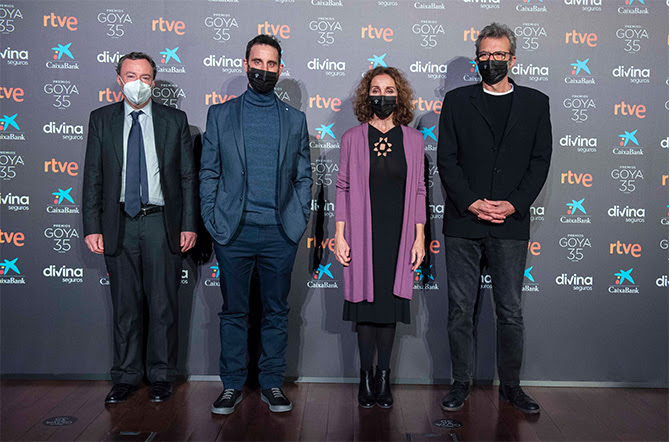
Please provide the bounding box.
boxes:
[315,123,335,140]
[469,60,479,73]
[0,258,20,275]
[367,53,387,69]
[210,263,220,278]
[570,58,591,75]
[52,42,73,60]
[160,47,181,64]
[628,0,644,4]
[414,264,435,282]
[419,126,437,142]
[52,188,74,205]
[1,114,19,131]
[316,263,334,280]
[618,130,639,147]
[615,268,635,285]
[566,198,586,215]
[524,266,535,283]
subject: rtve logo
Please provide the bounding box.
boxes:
[464,27,479,42]
[560,170,593,187]
[0,85,24,102]
[564,30,597,47]
[361,25,393,42]
[151,17,185,35]
[609,240,642,257]
[44,158,79,176]
[614,101,646,119]
[412,97,442,115]
[257,21,290,39]
[309,94,341,112]
[43,13,77,31]
[0,229,24,246]
[99,88,123,102]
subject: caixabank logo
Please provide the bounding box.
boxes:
[0,4,22,34]
[609,268,638,294]
[413,0,446,10]
[0,150,24,180]
[97,9,132,38]
[412,20,445,49]
[560,198,591,224]
[413,264,438,290]
[310,0,344,7]
[514,23,547,52]
[555,272,593,292]
[312,157,338,187]
[563,95,595,123]
[463,61,481,83]
[616,25,649,53]
[366,53,387,72]
[611,165,644,194]
[613,129,643,156]
[565,58,595,85]
[47,42,79,70]
[0,192,29,211]
[564,0,601,12]
[153,82,185,109]
[310,17,342,47]
[0,257,24,284]
[308,262,338,289]
[47,187,79,214]
[44,223,78,254]
[157,47,185,74]
[204,13,238,42]
[462,0,500,9]
[311,123,339,149]
[607,204,645,224]
[43,264,83,284]
[559,233,591,262]
[516,0,547,13]
[1,46,28,66]
[43,121,84,141]
[522,266,539,292]
[203,54,243,74]
[204,262,220,287]
[0,113,25,141]
[511,62,549,83]
[419,125,437,151]
[618,0,649,15]
[44,80,79,109]
[612,65,650,84]
[559,134,597,153]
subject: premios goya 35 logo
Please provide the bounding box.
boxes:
[98,9,132,38]
[310,17,342,47]
[411,20,445,49]
[44,223,79,253]
[559,233,591,262]
[616,25,649,53]
[204,13,238,42]
[0,4,22,34]
[563,94,595,123]
[513,23,546,52]
[611,165,644,194]
[44,80,79,109]
[0,150,24,180]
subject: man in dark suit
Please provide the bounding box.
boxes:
[200,35,312,415]
[437,23,551,414]
[83,52,197,404]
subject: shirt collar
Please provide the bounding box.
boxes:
[482,84,514,96]
[123,99,153,118]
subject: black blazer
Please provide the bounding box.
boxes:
[82,101,197,255]
[437,80,552,240]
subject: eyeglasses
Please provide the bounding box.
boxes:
[476,51,512,62]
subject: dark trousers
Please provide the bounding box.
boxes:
[213,223,298,390]
[445,235,527,385]
[104,211,181,385]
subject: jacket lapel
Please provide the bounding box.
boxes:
[111,102,125,168]
[151,102,167,168]
[501,80,523,143]
[232,94,245,165]
[277,95,289,163]
[469,85,494,135]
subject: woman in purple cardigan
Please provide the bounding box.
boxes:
[334,66,426,408]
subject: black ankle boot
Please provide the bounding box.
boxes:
[358,369,376,408]
[374,367,393,408]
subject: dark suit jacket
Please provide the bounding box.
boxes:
[82,101,197,255]
[199,91,312,245]
[437,80,552,240]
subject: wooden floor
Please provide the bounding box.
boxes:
[0,380,667,441]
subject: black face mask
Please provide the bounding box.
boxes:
[247,67,278,94]
[368,95,397,120]
[477,59,509,86]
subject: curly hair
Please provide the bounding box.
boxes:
[353,66,414,126]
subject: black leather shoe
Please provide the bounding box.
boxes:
[105,383,138,404]
[441,381,471,411]
[261,388,293,412]
[212,388,243,414]
[374,367,393,409]
[149,381,173,403]
[358,369,376,408]
[499,384,540,414]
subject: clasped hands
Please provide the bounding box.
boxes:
[468,199,516,224]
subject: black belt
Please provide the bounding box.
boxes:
[121,203,164,217]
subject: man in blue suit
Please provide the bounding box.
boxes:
[200,35,312,415]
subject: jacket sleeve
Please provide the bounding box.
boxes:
[334,131,351,223]
[179,111,197,232]
[414,132,427,225]
[437,92,479,215]
[82,111,103,236]
[506,96,552,217]
[293,114,313,223]
[199,105,221,226]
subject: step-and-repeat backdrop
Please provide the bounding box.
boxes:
[1,0,668,384]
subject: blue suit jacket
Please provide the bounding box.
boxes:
[199,91,313,245]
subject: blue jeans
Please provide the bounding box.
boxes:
[213,223,298,390]
[445,235,527,385]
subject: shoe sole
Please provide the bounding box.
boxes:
[440,392,471,412]
[498,393,541,414]
[211,394,243,415]
[358,402,375,409]
[261,394,293,412]
[377,402,393,409]
[150,395,172,403]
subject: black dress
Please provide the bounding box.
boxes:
[343,124,411,324]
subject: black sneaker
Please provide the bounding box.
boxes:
[261,388,293,412]
[211,388,243,415]
[441,381,471,411]
[499,384,540,414]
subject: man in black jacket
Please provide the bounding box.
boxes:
[437,23,552,414]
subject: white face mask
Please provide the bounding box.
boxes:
[121,78,152,105]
